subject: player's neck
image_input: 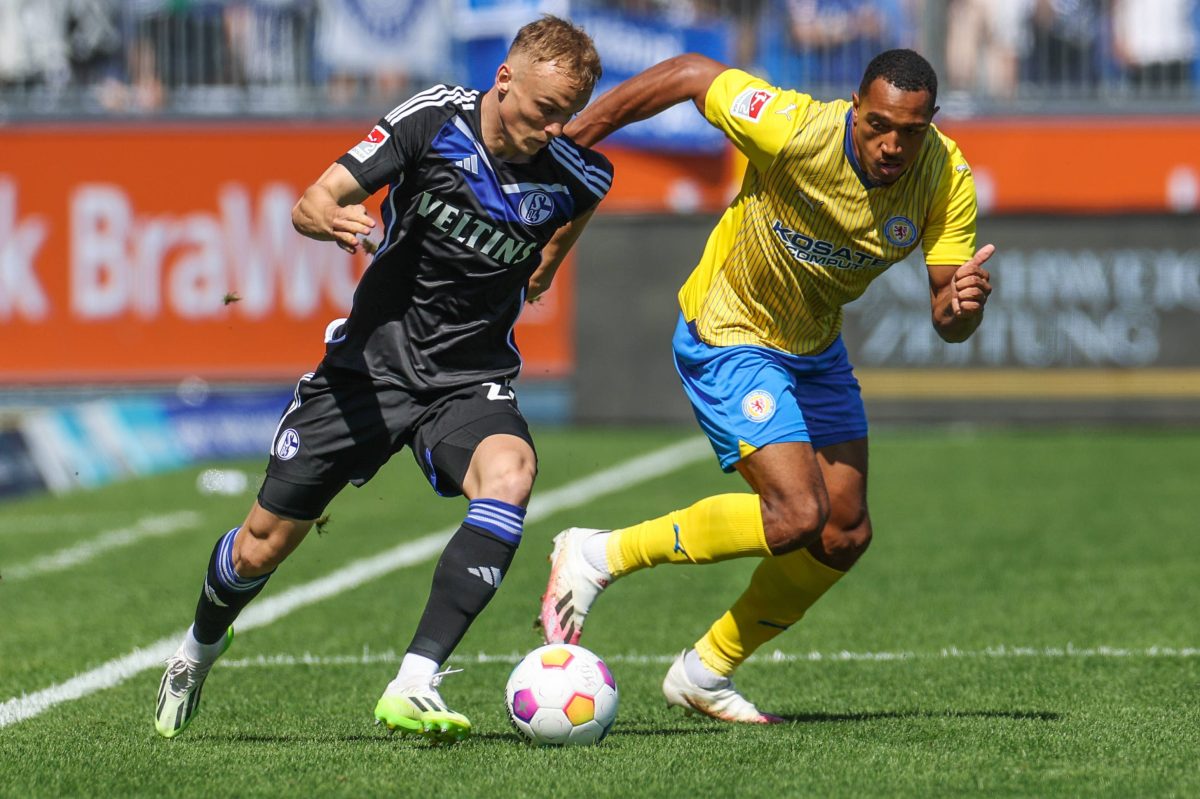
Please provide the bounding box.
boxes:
[480,89,531,164]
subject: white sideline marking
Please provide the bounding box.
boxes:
[0,511,137,535]
[0,437,710,728]
[217,644,1200,670]
[3,512,202,582]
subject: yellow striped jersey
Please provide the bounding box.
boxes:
[679,68,978,355]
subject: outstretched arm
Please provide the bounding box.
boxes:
[565,53,728,147]
[927,244,994,342]
[292,163,375,254]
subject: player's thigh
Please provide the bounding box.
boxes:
[258,367,414,520]
[816,437,869,531]
[672,315,812,473]
[735,441,827,505]
[734,441,830,552]
[736,438,868,525]
[411,381,537,500]
[812,437,871,567]
[791,336,870,539]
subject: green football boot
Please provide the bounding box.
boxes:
[374,668,471,744]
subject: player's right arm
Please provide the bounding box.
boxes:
[565,53,726,147]
[292,163,375,254]
[294,98,437,254]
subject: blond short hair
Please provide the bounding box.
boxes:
[508,15,602,90]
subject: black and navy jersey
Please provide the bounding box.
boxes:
[326,84,613,392]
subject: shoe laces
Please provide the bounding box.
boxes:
[165,656,199,694]
[428,667,462,689]
[165,652,218,694]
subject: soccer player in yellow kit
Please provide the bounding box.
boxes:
[538,49,994,722]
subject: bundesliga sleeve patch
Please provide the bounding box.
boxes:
[730,87,775,123]
[348,125,391,163]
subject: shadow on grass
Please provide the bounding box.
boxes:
[217,724,727,745]
[207,710,1058,746]
[218,731,522,744]
[775,709,1061,723]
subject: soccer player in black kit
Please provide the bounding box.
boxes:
[154,16,611,743]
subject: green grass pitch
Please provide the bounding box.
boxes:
[1,426,1197,797]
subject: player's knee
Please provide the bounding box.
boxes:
[478,456,537,506]
[818,514,873,570]
[762,493,830,555]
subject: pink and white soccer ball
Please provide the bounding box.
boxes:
[505,644,618,746]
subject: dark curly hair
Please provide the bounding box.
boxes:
[859,49,938,109]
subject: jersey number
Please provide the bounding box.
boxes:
[484,382,515,401]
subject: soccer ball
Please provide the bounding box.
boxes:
[505,644,618,746]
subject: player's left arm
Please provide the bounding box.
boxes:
[922,139,994,342]
[527,207,597,302]
[927,245,994,342]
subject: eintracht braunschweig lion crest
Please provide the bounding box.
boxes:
[883,215,918,247]
[741,390,776,423]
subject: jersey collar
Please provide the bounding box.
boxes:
[843,108,878,190]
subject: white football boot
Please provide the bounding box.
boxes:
[154,627,234,739]
[662,650,785,724]
[538,528,610,645]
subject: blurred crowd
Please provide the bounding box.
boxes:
[944,0,1198,99]
[758,0,1198,101]
[0,0,454,112]
[0,0,1197,115]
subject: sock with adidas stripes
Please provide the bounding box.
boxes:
[192,527,273,645]
[405,499,525,664]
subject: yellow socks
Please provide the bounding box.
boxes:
[694,548,845,677]
[606,493,770,578]
[605,492,848,677]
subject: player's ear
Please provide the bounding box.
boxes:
[496,63,513,96]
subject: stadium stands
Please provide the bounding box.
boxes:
[1,0,1197,118]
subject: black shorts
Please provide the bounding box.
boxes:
[258,365,535,520]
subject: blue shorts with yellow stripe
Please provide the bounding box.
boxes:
[672,314,868,472]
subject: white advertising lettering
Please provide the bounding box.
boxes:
[68,182,364,321]
[0,178,50,321]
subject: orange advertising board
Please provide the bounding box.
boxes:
[602,116,1200,215]
[0,124,572,383]
[921,117,1200,214]
[2,117,1195,385]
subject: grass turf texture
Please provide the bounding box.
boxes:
[0,427,1197,797]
